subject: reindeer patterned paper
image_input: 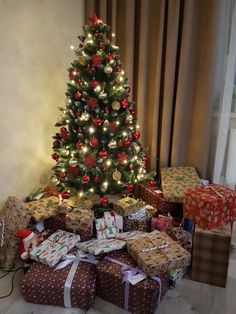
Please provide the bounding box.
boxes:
[66,208,94,232]
[161,167,200,202]
[127,231,191,276]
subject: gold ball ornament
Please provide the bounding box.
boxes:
[104,65,113,74]
[51,176,60,185]
[113,170,121,181]
[84,38,94,47]
[81,112,90,121]
[134,144,141,153]
[78,55,87,66]
[112,101,121,110]
[60,148,70,157]
[108,139,117,149]
[65,98,72,105]
[127,114,133,121]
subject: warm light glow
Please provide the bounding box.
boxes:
[123,159,128,164]
[82,146,88,153]
[79,192,84,197]
[103,127,107,131]
[121,70,125,75]
[103,181,108,188]
[112,33,115,37]
[106,160,112,166]
[70,80,76,85]
[134,156,138,160]
[88,33,92,38]
[66,119,69,123]
[89,188,94,193]
[119,76,124,82]
[63,110,67,114]
[122,131,127,137]
[117,181,121,184]
[116,121,120,125]
[94,85,101,92]
[89,127,95,134]
[70,45,75,50]
[136,124,140,129]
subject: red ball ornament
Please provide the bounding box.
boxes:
[59,172,66,179]
[82,174,90,184]
[69,166,78,176]
[87,97,98,110]
[92,54,102,67]
[60,127,67,134]
[99,150,108,159]
[125,86,131,93]
[90,80,99,88]
[94,174,99,183]
[85,155,97,167]
[142,156,148,164]
[118,151,128,164]
[93,117,103,126]
[76,141,84,149]
[52,140,60,148]
[130,109,136,116]
[61,131,70,140]
[61,191,70,199]
[125,182,134,191]
[108,54,113,62]
[89,137,99,147]
[123,138,131,147]
[74,91,81,100]
[109,121,117,133]
[150,180,157,188]
[76,112,81,117]
[100,197,109,206]
[133,130,140,139]
[77,127,83,133]
[77,80,83,87]
[121,99,128,109]
[70,69,77,78]
[51,152,59,161]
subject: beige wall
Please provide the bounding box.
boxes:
[0,0,84,207]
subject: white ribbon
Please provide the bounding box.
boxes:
[54,250,98,307]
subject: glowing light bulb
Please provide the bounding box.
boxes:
[121,70,125,75]
[94,85,101,92]
[103,127,107,131]
[106,160,112,166]
[134,179,138,183]
[70,45,75,50]
[117,181,121,184]
[82,146,88,153]
[103,181,108,188]
[134,156,138,160]
[122,131,127,137]
[89,127,95,134]
[89,188,94,193]
[88,33,92,38]
[116,121,120,125]
[63,110,67,114]
[70,80,76,85]
[79,192,83,197]
[119,76,124,82]
[112,33,115,37]
[136,124,140,129]
[124,159,128,164]
[66,119,69,123]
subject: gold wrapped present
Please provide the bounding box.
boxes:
[26,196,69,221]
[66,208,94,232]
[127,231,191,276]
[113,197,145,216]
[66,197,93,210]
[160,167,200,202]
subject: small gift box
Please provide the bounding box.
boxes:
[160,166,200,202]
[166,227,192,252]
[30,230,80,267]
[191,224,231,287]
[151,214,173,232]
[184,184,236,229]
[77,238,126,255]
[66,208,94,232]
[22,249,97,310]
[123,205,154,232]
[96,249,169,314]
[95,211,123,239]
[168,267,188,288]
[127,231,191,276]
[113,196,144,216]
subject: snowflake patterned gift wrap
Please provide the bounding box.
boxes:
[96,249,169,314]
[184,184,236,229]
[21,250,97,310]
[30,230,80,267]
[127,231,191,276]
[77,237,126,255]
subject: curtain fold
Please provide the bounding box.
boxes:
[85,0,225,179]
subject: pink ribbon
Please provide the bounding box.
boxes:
[105,256,162,311]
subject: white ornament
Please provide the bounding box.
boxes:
[81,112,90,121]
[104,65,113,74]
[69,159,78,166]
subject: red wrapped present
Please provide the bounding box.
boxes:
[139,183,183,220]
[184,184,236,229]
[21,250,97,309]
[151,214,173,232]
[96,249,169,314]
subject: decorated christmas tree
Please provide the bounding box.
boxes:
[51,15,155,201]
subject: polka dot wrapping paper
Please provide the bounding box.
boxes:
[21,252,96,310]
[96,249,169,314]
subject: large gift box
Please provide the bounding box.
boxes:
[0,196,32,270]
[95,211,123,239]
[127,231,191,276]
[78,237,126,255]
[139,183,183,220]
[160,166,200,202]
[26,196,69,221]
[21,250,97,310]
[113,196,144,216]
[191,224,231,287]
[66,208,94,232]
[30,230,80,267]
[184,184,236,229]
[96,249,169,314]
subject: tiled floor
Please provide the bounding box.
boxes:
[1,225,235,314]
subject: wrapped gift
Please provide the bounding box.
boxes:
[0,196,32,270]
[66,197,93,210]
[26,196,70,221]
[30,230,80,267]
[166,227,192,253]
[21,250,97,310]
[151,214,173,232]
[160,166,200,202]
[115,231,144,241]
[97,249,169,314]
[66,208,94,232]
[168,267,188,288]
[139,183,183,219]
[123,206,153,232]
[184,184,236,229]
[77,238,126,255]
[191,224,231,287]
[95,211,123,239]
[113,196,144,216]
[127,231,191,276]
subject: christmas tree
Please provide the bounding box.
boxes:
[51,15,155,200]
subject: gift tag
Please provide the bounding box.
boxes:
[128,273,147,285]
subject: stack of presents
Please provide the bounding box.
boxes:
[0,166,235,313]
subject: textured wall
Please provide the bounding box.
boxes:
[0,0,84,207]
